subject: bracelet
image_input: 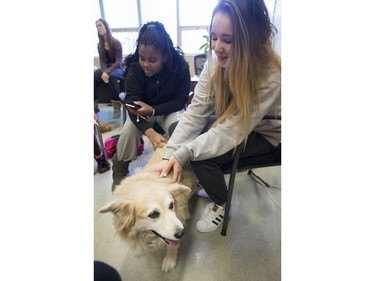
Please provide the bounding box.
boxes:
[152,108,155,116]
[162,157,169,161]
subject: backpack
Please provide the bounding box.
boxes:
[104,134,120,159]
[104,135,144,159]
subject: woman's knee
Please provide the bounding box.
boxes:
[117,126,141,160]
[120,120,140,137]
[109,68,124,79]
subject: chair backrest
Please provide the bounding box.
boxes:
[194,54,207,76]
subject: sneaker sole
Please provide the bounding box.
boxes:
[196,217,224,233]
[196,223,222,233]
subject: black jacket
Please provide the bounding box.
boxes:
[124,61,191,133]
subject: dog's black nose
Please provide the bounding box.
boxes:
[174,229,185,239]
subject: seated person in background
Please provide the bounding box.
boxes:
[111,21,191,190]
[94,18,124,119]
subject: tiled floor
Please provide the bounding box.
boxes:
[94,104,281,281]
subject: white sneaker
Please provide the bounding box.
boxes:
[196,203,225,233]
[201,202,214,217]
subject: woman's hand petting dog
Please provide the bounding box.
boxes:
[146,156,182,183]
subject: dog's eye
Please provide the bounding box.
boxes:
[148,211,160,219]
[169,202,174,210]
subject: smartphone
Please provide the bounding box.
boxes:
[125,102,141,110]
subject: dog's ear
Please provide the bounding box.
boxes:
[99,199,136,229]
[167,183,191,198]
[99,200,119,213]
[99,199,132,214]
[168,183,191,220]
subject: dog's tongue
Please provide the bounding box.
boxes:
[166,239,180,248]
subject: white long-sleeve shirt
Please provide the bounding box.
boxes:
[164,58,281,165]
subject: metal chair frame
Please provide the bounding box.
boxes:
[220,139,281,236]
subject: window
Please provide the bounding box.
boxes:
[178,0,216,54]
[95,0,281,56]
[140,0,177,45]
[179,0,215,26]
[104,0,139,28]
[95,0,215,55]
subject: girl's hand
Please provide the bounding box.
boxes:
[146,156,182,183]
[162,156,182,183]
[144,128,167,150]
[126,101,153,116]
[101,72,109,83]
[146,159,169,174]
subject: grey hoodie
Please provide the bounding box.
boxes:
[164,58,281,165]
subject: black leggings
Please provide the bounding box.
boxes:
[190,131,277,205]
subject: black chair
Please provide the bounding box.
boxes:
[220,141,281,236]
[194,54,207,76]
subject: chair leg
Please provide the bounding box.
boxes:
[220,168,237,236]
[122,103,127,124]
[94,121,107,160]
[221,143,244,236]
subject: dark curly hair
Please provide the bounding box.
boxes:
[123,21,186,78]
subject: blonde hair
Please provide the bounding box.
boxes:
[207,0,281,146]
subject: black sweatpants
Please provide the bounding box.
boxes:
[190,131,277,205]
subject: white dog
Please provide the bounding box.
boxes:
[99,147,196,272]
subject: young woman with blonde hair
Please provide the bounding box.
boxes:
[149,0,281,233]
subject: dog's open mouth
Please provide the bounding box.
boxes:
[151,230,180,248]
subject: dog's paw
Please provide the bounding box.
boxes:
[161,256,177,272]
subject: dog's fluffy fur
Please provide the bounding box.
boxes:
[99,147,196,272]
